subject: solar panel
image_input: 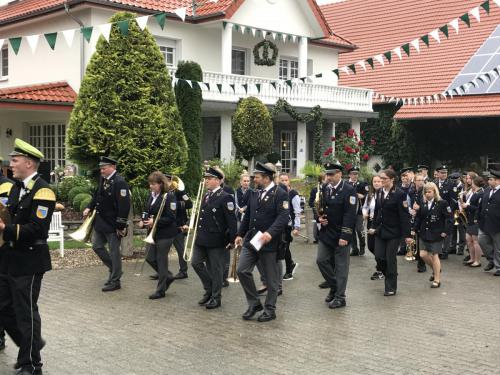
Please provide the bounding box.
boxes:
[447,25,500,95]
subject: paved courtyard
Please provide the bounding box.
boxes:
[1,242,499,375]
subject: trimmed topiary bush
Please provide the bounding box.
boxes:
[68,186,91,203]
[73,193,92,211]
[57,176,92,203]
[80,196,93,213]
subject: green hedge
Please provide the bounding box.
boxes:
[73,193,92,212]
[68,186,91,203]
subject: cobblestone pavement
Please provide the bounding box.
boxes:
[1,242,499,375]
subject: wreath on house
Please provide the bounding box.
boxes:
[253,39,279,66]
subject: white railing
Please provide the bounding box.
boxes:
[169,69,373,113]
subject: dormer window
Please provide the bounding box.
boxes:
[0,45,8,79]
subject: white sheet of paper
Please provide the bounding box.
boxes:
[250,231,264,251]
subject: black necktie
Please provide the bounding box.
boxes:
[258,189,265,202]
[205,191,212,203]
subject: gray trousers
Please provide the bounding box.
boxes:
[257,259,283,289]
[237,248,279,314]
[92,230,122,284]
[478,230,500,269]
[374,237,400,293]
[146,238,175,293]
[172,232,188,274]
[316,240,350,301]
[192,245,226,300]
[351,215,366,252]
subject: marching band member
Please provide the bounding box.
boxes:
[411,173,426,273]
[346,166,368,256]
[434,165,458,259]
[417,165,430,183]
[462,175,484,267]
[397,167,415,256]
[236,173,251,225]
[413,182,452,288]
[363,174,383,280]
[220,177,236,287]
[279,173,300,281]
[449,172,466,255]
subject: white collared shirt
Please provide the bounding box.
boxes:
[260,182,275,200]
[106,170,117,180]
[427,199,434,210]
[19,172,38,199]
[151,191,160,206]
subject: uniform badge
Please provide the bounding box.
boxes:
[453,187,457,192]
[36,206,48,219]
[350,196,356,205]
[170,202,176,211]
[227,202,234,211]
[182,194,189,201]
[283,201,289,209]
[447,206,452,213]
[212,208,217,212]
[120,189,127,197]
[403,201,408,208]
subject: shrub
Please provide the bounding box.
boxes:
[57,176,92,203]
[73,193,92,211]
[80,196,93,213]
[131,187,150,216]
[68,186,91,203]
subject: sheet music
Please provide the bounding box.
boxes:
[250,231,264,251]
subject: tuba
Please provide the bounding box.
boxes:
[70,209,96,244]
[170,176,185,192]
[183,178,205,262]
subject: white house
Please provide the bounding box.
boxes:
[0,0,375,177]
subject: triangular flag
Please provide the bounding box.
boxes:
[383,51,392,63]
[256,83,261,93]
[81,26,93,43]
[0,39,4,48]
[402,43,410,57]
[62,29,76,47]
[439,25,449,39]
[44,32,57,50]
[460,13,471,27]
[393,47,402,60]
[470,7,481,22]
[481,1,490,14]
[340,66,350,75]
[366,58,374,69]
[222,21,228,29]
[332,69,340,78]
[174,7,187,22]
[251,28,256,37]
[449,19,460,34]
[471,79,479,87]
[348,64,356,74]
[99,23,112,42]
[315,73,323,78]
[241,26,246,34]
[229,84,235,92]
[270,82,277,90]
[154,13,167,30]
[117,20,129,36]
[282,33,287,42]
[216,84,222,93]
[292,35,297,43]
[374,54,385,66]
[357,60,366,71]
[430,29,440,44]
[271,32,277,40]
[205,83,212,91]
[285,80,293,89]
[300,77,306,83]
[420,34,430,47]
[26,34,40,53]
[136,15,149,31]
[433,94,439,102]
[185,80,193,88]
[242,83,248,93]
[9,37,22,55]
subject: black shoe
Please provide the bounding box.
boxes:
[165,277,175,291]
[102,283,121,292]
[198,294,211,305]
[313,240,318,244]
[257,286,267,295]
[149,291,165,300]
[205,298,221,309]
[318,281,329,289]
[0,337,4,351]
[325,290,335,303]
[350,250,360,256]
[417,266,427,273]
[439,253,448,260]
[328,299,346,309]
[494,269,500,276]
[173,272,188,280]
[277,289,283,296]
[16,369,42,375]
[484,262,495,272]
[370,271,384,280]
[257,311,276,322]
[242,303,264,320]
[149,274,159,280]
[359,248,365,256]
[463,255,471,262]
[448,248,457,254]
[384,291,396,296]
[283,273,293,280]
[396,249,406,256]
[222,280,229,288]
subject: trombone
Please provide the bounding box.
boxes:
[183,178,205,262]
[143,192,169,245]
[70,209,96,244]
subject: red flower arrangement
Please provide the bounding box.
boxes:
[321,128,376,169]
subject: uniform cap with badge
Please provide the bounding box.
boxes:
[347,166,360,174]
[253,161,276,177]
[489,169,500,179]
[435,165,448,172]
[399,167,414,175]
[98,156,117,167]
[9,138,44,161]
[417,164,429,171]
[204,166,224,180]
[323,161,343,174]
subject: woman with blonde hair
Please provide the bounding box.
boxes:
[413,182,452,288]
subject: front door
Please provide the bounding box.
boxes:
[280,130,297,175]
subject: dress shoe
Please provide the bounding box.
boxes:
[257,311,276,322]
[149,274,159,280]
[469,262,481,268]
[242,303,263,320]
[370,271,384,280]
[318,281,329,289]
[283,273,293,280]
[359,248,365,256]
[463,255,471,262]
[174,272,188,280]
[384,291,396,296]
[430,281,441,288]
[417,266,427,273]
[494,269,500,276]
[277,289,283,296]
[439,253,448,260]
[198,294,211,305]
[205,298,221,309]
[484,262,495,272]
[16,369,42,375]
[149,291,165,300]
[325,290,335,303]
[222,280,229,288]
[165,277,175,291]
[350,250,360,256]
[257,286,267,295]
[328,299,346,309]
[102,283,121,292]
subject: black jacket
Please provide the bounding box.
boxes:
[347,180,368,215]
[195,188,237,248]
[414,199,452,242]
[238,184,289,252]
[87,172,131,233]
[236,186,251,221]
[317,180,357,246]
[436,179,460,211]
[144,192,178,240]
[174,189,192,227]
[1,174,54,276]
[477,187,500,235]
[372,187,411,240]
[465,189,483,225]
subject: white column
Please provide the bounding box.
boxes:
[220,114,233,162]
[221,23,233,74]
[298,36,308,78]
[331,121,336,158]
[296,122,307,177]
[350,118,361,138]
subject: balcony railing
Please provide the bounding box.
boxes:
[169,69,373,113]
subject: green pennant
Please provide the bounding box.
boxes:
[285,80,293,89]
[44,32,58,50]
[154,13,166,30]
[315,73,323,78]
[81,27,93,43]
[481,1,490,15]
[383,51,392,63]
[255,83,261,93]
[242,83,248,93]
[234,24,240,31]
[460,13,471,28]
[300,77,306,83]
[332,69,339,78]
[439,25,449,39]
[229,83,235,92]
[223,21,227,29]
[270,82,277,90]
[366,58,374,69]
[348,64,356,74]
[420,34,430,47]
[9,37,22,55]
[216,84,222,93]
[205,83,211,91]
[117,20,129,36]
[401,43,410,57]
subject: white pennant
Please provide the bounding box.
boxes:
[271,32,277,40]
[282,33,287,42]
[62,29,76,47]
[430,29,440,44]
[380,95,385,101]
[340,66,349,75]
[410,39,420,53]
[433,94,439,102]
[374,54,385,66]
[99,23,112,42]
[251,28,256,37]
[136,15,149,31]
[388,97,395,103]
[0,38,4,48]
[184,80,192,88]
[448,90,454,98]
[494,0,500,7]
[241,26,246,34]
[174,7,187,22]
[449,19,459,34]
[419,97,424,104]
[426,96,431,103]
[173,78,178,86]
[26,34,40,53]
[470,7,480,22]
[357,60,366,71]
[456,87,463,96]
[292,35,297,43]
[393,46,402,60]
[472,79,479,87]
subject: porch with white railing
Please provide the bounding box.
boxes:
[169,69,373,113]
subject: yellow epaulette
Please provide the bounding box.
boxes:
[33,188,56,201]
[0,182,13,196]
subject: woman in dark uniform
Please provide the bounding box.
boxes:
[363,174,383,280]
[371,169,412,296]
[139,171,178,299]
[462,175,485,267]
[414,182,452,288]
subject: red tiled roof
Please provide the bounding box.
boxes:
[311,32,356,50]
[0,82,76,104]
[320,0,500,119]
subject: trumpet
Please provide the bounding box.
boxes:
[70,210,96,244]
[453,210,468,226]
[228,245,241,283]
[183,178,205,262]
[405,233,417,261]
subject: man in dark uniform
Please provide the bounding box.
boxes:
[449,172,466,255]
[411,173,427,272]
[316,162,357,309]
[0,138,55,375]
[220,178,236,287]
[346,166,367,256]
[236,162,289,322]
[192,167,237,309]
[83,156,131,292]
[397,167,415,256]
[236,174,251,224]
[417,165,430,183]
[435,165,459,259]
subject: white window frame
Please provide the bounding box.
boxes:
[279,57,299,80]
[28,123,66,171]
[0,44,8,80]
[231,47,248,76]
[156,37,178,68]
[486,155,500,170]
[280,130,297,174]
